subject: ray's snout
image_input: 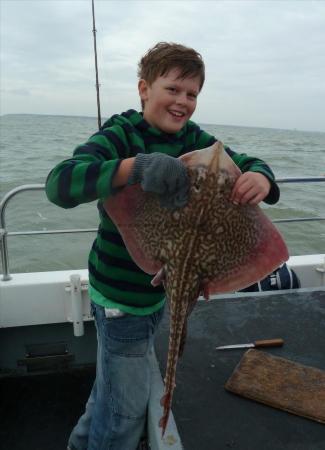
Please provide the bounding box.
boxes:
[180,141,241,182]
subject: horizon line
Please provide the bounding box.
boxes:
[1,112,324,134]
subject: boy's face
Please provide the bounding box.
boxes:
[138,68,201,134]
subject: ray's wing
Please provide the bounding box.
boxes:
[177,142,289,293]
[196,196,289,294]
[104,184,178,274]
[103,143,229,274]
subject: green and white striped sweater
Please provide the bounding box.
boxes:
[46,110,279,315]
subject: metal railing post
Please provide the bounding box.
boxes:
[0,184,45,281]
[0,227,11,281]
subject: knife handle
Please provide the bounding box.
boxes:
[254,338,284,348]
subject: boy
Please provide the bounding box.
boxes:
[46,42,279,450]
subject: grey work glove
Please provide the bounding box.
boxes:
[128,152,189,209]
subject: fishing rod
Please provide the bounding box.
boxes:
[91,0,101,129]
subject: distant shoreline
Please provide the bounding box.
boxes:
[1,113,324,135]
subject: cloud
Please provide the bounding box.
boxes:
[1,0,325,131]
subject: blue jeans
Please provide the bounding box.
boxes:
[68,302,164,450]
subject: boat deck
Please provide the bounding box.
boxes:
[1,289,324,449]
[155,289,325,450]
[0,366,95,450]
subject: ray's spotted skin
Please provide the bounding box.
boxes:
[104,142,288,436]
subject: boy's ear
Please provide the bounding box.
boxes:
[138,79,149,102]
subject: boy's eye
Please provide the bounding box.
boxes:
[165,87,198,99]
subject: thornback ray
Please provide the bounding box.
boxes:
[104,141,289,436]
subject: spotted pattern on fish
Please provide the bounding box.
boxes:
[132,168,261,284]
[128,164,263,434]
[104,143,288,437]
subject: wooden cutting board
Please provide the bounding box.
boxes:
[225,349,325,424]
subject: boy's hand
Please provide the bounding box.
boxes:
[128,153,189,209]
[230,172,271,205]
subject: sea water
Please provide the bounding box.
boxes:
[0,114,324,274]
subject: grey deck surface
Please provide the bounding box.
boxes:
[1,290,324,450]
[154,289,325,450]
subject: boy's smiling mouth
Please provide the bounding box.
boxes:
[168,109,185,118]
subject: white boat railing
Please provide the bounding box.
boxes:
[1,178,325,281]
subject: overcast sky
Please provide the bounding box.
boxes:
[1,0,325,132]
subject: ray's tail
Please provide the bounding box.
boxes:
[159,308,188,437]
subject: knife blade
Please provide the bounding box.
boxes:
[216,338,284,350]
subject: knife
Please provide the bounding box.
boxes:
[216,338,284,350]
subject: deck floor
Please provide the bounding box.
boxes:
[155,289,325,450]
[1,289,324,449]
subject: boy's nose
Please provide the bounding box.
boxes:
[175,93,187,105]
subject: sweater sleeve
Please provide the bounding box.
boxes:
[188,123,280,205]
[45,126,129,208]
